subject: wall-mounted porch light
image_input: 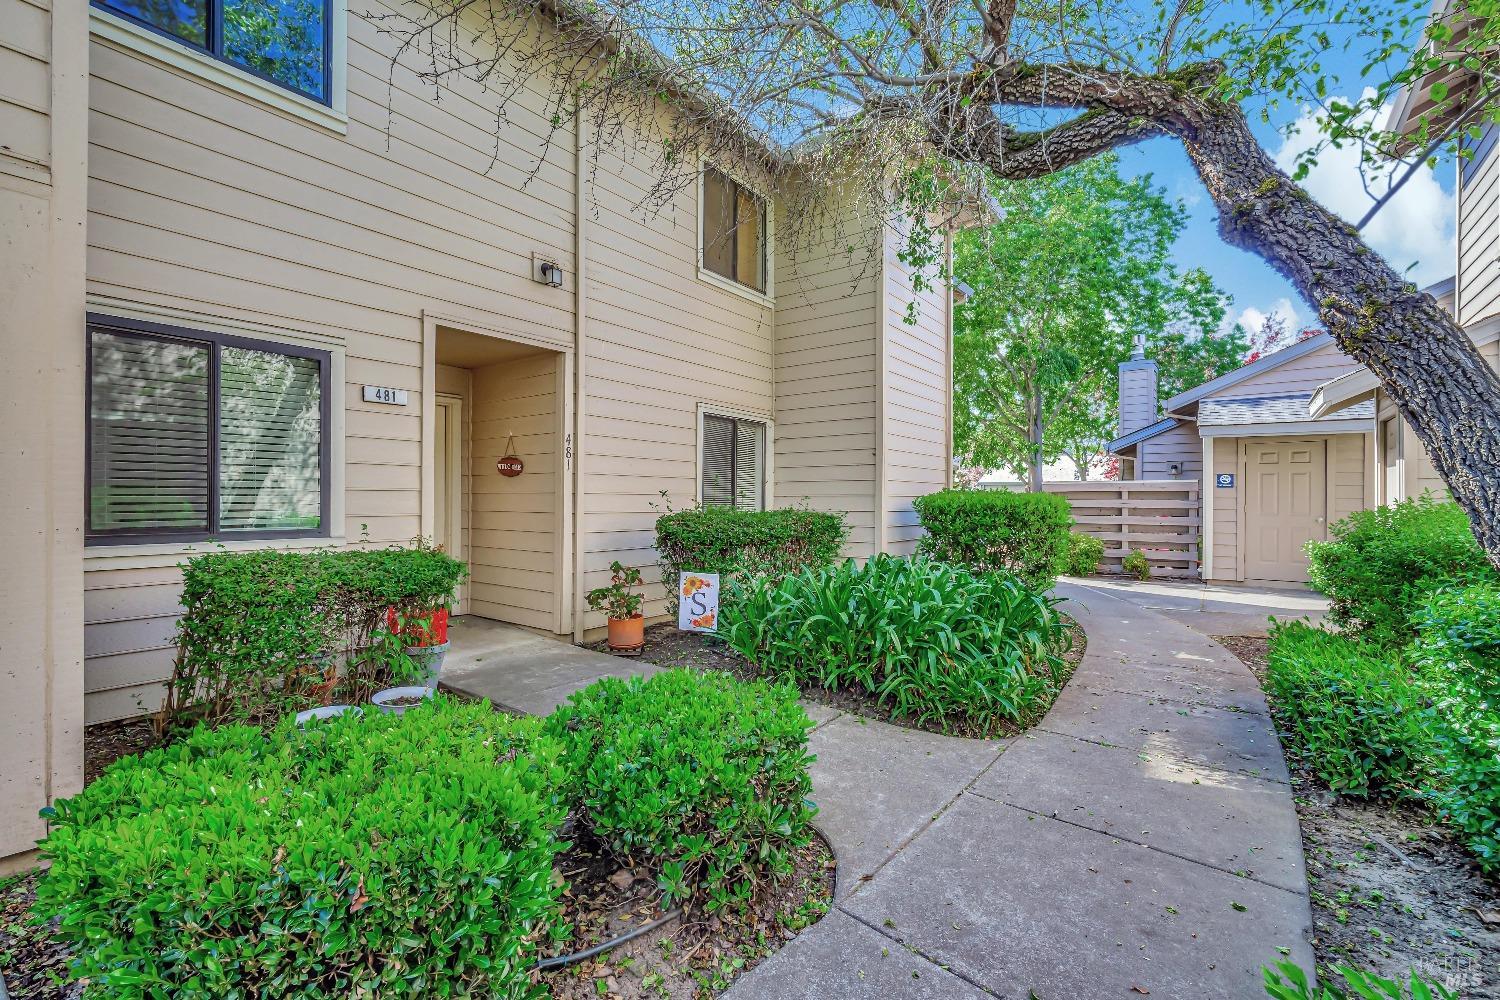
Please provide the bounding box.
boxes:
[539,260,564,288]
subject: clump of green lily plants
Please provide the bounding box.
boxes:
[722,554,1072,736]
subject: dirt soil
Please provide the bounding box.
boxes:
[541,830,834,1000]
[1215,634,1500,998]
[608,619,1086,740]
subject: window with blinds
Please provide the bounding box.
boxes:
[87,320,328,542]
[701,413,766,511]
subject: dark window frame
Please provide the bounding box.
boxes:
[91,0,334,105]
[86,313,332,546]
[701,411,766,512]
[701,167,768,294]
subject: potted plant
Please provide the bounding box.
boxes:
[386,602,450,688]
[587,561,645,651]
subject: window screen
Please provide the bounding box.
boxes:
[88,320,328,542]
[701,413,765,511]
[701,168,767,292]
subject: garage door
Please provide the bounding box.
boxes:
[1243,438,1326,583]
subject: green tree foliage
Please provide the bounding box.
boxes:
[952,154,1245,485]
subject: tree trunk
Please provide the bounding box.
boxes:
[1174,102,1500,567]
[1028,385,1044,491]
[946,73,1500,567]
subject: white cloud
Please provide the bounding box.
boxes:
[1232,297,1302,338]
[1270,91,1455,288]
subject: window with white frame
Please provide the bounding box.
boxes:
[701,167,768,293]
[93,0,332,102]
[87,316,330,543]
[701,412,766,511]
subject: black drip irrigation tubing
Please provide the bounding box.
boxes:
[533,908,684,971]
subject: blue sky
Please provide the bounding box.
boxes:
[1109,22,1458,341]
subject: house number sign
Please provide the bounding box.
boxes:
[362,385,408,406]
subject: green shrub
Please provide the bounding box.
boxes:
[722,554,1070,734]
[1414,582,1500,872]
[1060,532,1104,577]
[654,505,848,613]
[35,697,567,999]
[1262,959,1457,999]
[1122,549,1150,580]
[1265,622,1434,797]
[166,542,467,728]
[1306,495,1497,645]
[546,669,816,913]
[912,489,1072,589]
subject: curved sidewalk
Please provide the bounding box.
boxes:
[729,580,1314,1000]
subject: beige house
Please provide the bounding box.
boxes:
[1109,333,1372,586]
[1110,33,1498,588]
[0,0,954,863]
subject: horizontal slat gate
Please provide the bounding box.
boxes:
[981,480,1200,579]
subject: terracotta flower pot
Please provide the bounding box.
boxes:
[606,614,645,651]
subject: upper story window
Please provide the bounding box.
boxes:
[88,317,330,544]
[701,167,768,293]
[701,412,766,511]
[93,0,331,102]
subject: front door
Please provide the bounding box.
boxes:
[1243,437,1326,583]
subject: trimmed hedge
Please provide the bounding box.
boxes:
[655,506,848,613]
[1060,532,1104,577]
[35,697,567,999]
[912,489,1072,589]
[1264,621,1433,797]
[1306,495,1497,645]
[546,669,816,913]
[166,543,466,728]
[722,554,1070,734]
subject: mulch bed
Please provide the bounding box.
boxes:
[1215,634,1500,997]
[599,619,1086,740]
[541,829,834,1000]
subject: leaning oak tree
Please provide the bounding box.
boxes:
[369,0,1500,563]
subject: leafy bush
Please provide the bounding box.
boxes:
[165,542,467,729]
[1122,549,1150,580]
[1060,532,1104,577]
[1262,959,1456,1000]
[35,697,567,999]
[1414,582,1500,872]
[1265,622,1434,797]
[1306,495,1497,645]
[546,669,816,913]
[722,554,1070,734]
[912,489,1072,588]
[655,505,848,613]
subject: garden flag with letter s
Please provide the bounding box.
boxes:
[678,572,719,632]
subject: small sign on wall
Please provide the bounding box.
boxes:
[363,385,409,406]
[1216,473,1235,488]
[678,572,720,632]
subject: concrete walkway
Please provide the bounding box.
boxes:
[441,585,1314,998]
[1073,576,1328,637]
[730,580,1313,1000]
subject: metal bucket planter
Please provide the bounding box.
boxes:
[404,641,450,690]
[294,704,358,727]
[371,685,434,716]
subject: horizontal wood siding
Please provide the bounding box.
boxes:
[1329,432,1368,523]
[773,198,879,558]
[470,351,557,630]
[1210,340,1361,401]
[882,225,949,554]
[2,0,52,173]
[1459,128,1499,327]
[1209,437,1240,581]
[1138,422,1202,483]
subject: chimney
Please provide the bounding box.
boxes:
[1118,333,1159,436]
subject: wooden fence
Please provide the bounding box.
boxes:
[982,480,1201,579]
